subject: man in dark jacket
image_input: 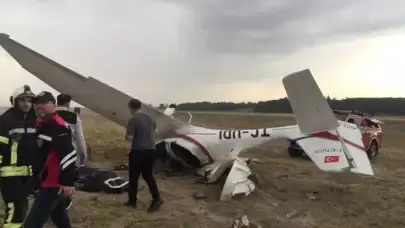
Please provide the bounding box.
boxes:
[0,85,37,228]
[23,91,77,228]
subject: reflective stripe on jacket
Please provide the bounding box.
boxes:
[0,107,37,177]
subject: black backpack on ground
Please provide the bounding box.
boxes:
[75,166,129,194]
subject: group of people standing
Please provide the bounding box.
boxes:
[0,86,164,227]
[0,85,87,227]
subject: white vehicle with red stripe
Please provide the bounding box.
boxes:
[0,33,374,201]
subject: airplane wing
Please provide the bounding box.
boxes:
[0,33,182,139]
[195,158,234,183]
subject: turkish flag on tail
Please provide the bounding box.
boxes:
[324,156,340,163]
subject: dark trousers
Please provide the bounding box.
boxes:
[0,177,29,227]
[128,149,160,202]
[3,198,28,228]
[23,188,71,228]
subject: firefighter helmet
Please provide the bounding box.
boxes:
[10,85,36,106]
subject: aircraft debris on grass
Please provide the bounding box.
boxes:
[0,33,374,201]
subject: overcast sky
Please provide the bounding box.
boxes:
[1,0,405,106]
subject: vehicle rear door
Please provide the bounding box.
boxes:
[364,118,383,149]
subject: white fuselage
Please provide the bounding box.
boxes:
[160,124,304,167]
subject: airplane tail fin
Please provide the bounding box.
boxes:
[283,69,373,176]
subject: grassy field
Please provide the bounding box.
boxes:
[66,111,405,228]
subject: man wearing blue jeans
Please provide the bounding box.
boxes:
[23,91,77,228]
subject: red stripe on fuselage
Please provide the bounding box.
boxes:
[173,134,214,163]
[311,131,365,151]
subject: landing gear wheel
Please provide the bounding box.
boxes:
[288,147,303,158]
[367,141,379,161]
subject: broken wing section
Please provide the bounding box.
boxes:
[195,158,235,184]
[220,159,255,201]
[0,33,181,139]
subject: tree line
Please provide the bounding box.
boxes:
[172,97,405,115]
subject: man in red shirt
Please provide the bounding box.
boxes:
[23,91,77,228]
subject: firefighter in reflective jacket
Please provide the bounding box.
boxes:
[0,85,37,227]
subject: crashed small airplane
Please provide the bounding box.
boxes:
[0,33,374,201]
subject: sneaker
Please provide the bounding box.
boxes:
[147,198,164,212]
[124,201,137,208]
